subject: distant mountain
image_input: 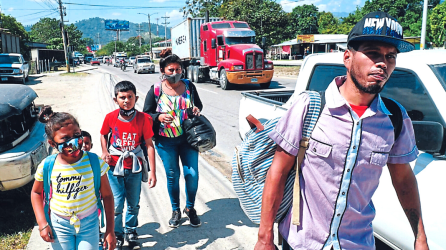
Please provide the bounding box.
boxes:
[332,12,351,19]
[74,17,170,45]
[24,17,171,45]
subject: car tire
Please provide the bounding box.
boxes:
[219,69,231,90]
[25,74,29,82]
[193,66,200,83]
[260,81,271,89]
[19,77,25,84]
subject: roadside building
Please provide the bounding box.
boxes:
[152,39,171,59]
[271,34,348,60]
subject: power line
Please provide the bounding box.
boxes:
[63,2,180,9]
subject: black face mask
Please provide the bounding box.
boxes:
[120,107,135,117]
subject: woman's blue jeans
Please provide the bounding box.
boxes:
[50,211,99,250]
[155,135,199,211]
[107,168,142,238]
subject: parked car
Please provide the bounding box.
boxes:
[90,58,101,66]
[97,56,103,62]
[133,56,155,74]
[0,84,50,191]
[238,50,446,249]
[0,53,29,84]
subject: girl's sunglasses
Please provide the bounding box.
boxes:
[56,135,83,152]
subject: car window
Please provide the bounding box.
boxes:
[0,55,21,64]
[137,59,151,63]
[307,64,444,125]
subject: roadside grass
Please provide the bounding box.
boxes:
[0,182,36,250]
[274,65,300,78]
[60,72,88,77]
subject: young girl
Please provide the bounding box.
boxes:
[30,106,116,250]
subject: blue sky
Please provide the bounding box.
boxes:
[1,0,366,27]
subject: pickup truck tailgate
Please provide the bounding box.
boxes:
[239,90,294,140]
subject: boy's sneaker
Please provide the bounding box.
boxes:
[116,235,124,250]
[169,209,182,228]
[125,231,138,243]
[183,207,201,227]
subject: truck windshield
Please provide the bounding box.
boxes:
[0,55,21,64]
[137,59,151,63]
[430,64,446,92]
[225,36,255,45]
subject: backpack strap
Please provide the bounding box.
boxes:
[381,97,403,141]
[106,110,120,151]
[42,154,57,233]
[86,151,105,228]
[292,91,322,226]
[154,81,162,104]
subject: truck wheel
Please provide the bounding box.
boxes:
[193,66,200,83]
[219,69,231,90]
[188,66,195,82]
[260,81,271,89]
[19,77,26,84]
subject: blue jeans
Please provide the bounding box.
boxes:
[108,168,142,237]
[155,135,199,211]
[50,211,99,250]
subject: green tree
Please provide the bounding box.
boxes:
[338,0,439,38]
[289,4,319,35]
[125,37,143,56]
[30,18,85,51]
[181,0,224,17]
[318,11,340,34]
[221,0,292,47]
[430,2,446,46]
[1,13,30,57]
[96,41,125,56]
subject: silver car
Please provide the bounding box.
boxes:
[0,53,29,84]
[0,85,50,191]
[133,58,155,74]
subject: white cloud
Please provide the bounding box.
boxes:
[164,10,187,27]
[353,0,361,5]
[280,0,322,12]
[7,7,14,12]
[112,12,122,16]
[317,4,327,11]
[150,0,169,2]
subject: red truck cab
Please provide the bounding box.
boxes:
[199,21,274,89]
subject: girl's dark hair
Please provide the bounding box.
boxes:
[38,106,80,140]
[159,49,183,73]
[114,80,136,97]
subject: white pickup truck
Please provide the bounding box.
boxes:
[239,50,446,249]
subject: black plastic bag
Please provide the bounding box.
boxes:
[183,108,216,152]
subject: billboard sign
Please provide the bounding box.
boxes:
[297,35,314,43]
[105,20,130,30]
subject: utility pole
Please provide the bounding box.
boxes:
[420,0,428,50]
[96,33,101,46]
[58,0,70,72]
[138,13,158,57]
[162,13,170,47]
[137,23,143,48]
[156,18,160,36]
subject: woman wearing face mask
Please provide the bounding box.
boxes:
[143,49,203,228]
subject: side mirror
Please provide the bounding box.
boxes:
[262,37,266,47]
[412,121,444,153]
[211,39,216,49]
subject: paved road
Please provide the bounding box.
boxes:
[96,64,297,166]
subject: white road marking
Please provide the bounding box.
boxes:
[196,86,218,94]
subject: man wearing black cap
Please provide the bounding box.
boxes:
[254,12,429,250]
